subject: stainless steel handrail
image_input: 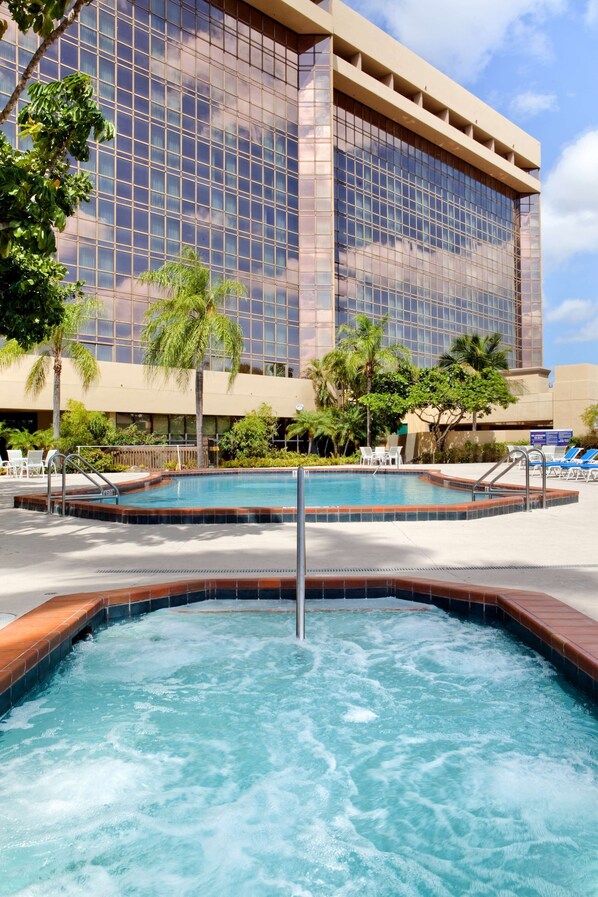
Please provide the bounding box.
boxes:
[471,448,546,511]
[296,465,306,641]
[46,452,120,515]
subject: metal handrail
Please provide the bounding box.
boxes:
[471,447,547,511]
[296,466,306,640]
[46,452,120,515]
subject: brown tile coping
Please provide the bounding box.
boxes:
[1,575,597,717]
[13,468,578,523]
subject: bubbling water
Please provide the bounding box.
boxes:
[1,607,597,897]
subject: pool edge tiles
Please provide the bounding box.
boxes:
[1,576,598,717]
[13,468,578,523]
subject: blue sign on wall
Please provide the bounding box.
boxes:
[530,429,573,447]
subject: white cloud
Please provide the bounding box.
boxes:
[545,299,598,342]
[345,0,564,82]
[510,90,558,118]
[586,0,598,26]
[542,130,598,264]
[546,298,596,324]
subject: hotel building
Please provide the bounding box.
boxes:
[0,0,545,442]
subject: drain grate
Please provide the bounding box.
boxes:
[97,563,598,575]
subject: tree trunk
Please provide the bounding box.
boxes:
[53,359,62,439]
[0,0,91,125]
[472,410,478,432]
[366,373,372,447]
[195,364,204,467]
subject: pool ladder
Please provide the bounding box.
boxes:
[471,447,547,511]
[46,452,120,516]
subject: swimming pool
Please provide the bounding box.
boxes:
[107,470,472,509]
[1,606,597,896]
[15,468,577,523]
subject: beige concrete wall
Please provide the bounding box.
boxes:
[0,358,316,420]
[552,365,598,433]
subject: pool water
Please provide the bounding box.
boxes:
[108,472,471,509]
[1,607,597,896]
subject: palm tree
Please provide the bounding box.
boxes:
[140,249,244,466]
[438,332,509,374]
[286,409,331,455]
[438,332,510,430]
[337,314,404,446]
[0,297,100,438]
[304,357,336,409]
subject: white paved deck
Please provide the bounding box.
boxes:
[0,464,596,627]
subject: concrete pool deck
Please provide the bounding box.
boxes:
[0,462,596,625]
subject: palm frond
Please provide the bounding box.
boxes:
[25,352,51,396]
[0,339,26,369]
[68,342,101,390]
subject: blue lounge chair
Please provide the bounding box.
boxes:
[529,446,581,477]
[559,448,598,479]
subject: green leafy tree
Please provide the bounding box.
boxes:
[581,403,598,433]
[304,357,336,409]
[58,399,114,453]
[336,314,405,446]
[438,332,509,430]
[0,0,94,121]
[1,1,113,347]
[360,369,414,438]
[140,249,245,466]
[407,366,517,455]
[285,409,333,455]
[0,296,100,437]
[219,404,277,460]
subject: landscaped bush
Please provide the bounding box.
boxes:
[219,450,360,468]
[218,404,277,459]
[418,441,508,464]
[77,448,128,473]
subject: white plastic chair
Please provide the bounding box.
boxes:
[1,450,26,477]
[43,449,59,474]
[373,446,388,465]
[388,445,402,466]
[359,446,374,465]
[22,450,45,478]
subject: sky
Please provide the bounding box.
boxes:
[344,0,598,373]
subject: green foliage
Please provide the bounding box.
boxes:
[111,425,166,446]
[580,402,598,433]
[4,0,90,39]
[77,447,127,473]
[0,68,113,346]
[140,248,245,465]
[58,400,114,453]
[0,249,81,347]
[219,450,360,468]
[219,403,277,460]
[438,332,510,372]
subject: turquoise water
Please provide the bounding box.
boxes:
[108,472,470,509]
[1,607,597,896]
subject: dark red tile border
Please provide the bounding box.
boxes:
[1,575,597,716]
[13,468,578,523]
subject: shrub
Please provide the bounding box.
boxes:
[77,448,127,473]
[219,403,277,460]
[219,450,360,468]
[59,401,115,454]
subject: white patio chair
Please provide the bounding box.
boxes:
[22,450,45,478]
[388,445,402,466]
[42,449,59,474]
[1,450,26,477]
[373,446,388,465]
[359,446,374,465]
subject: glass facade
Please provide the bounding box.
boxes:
[0,0,542,380]
[334,93,535,368]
